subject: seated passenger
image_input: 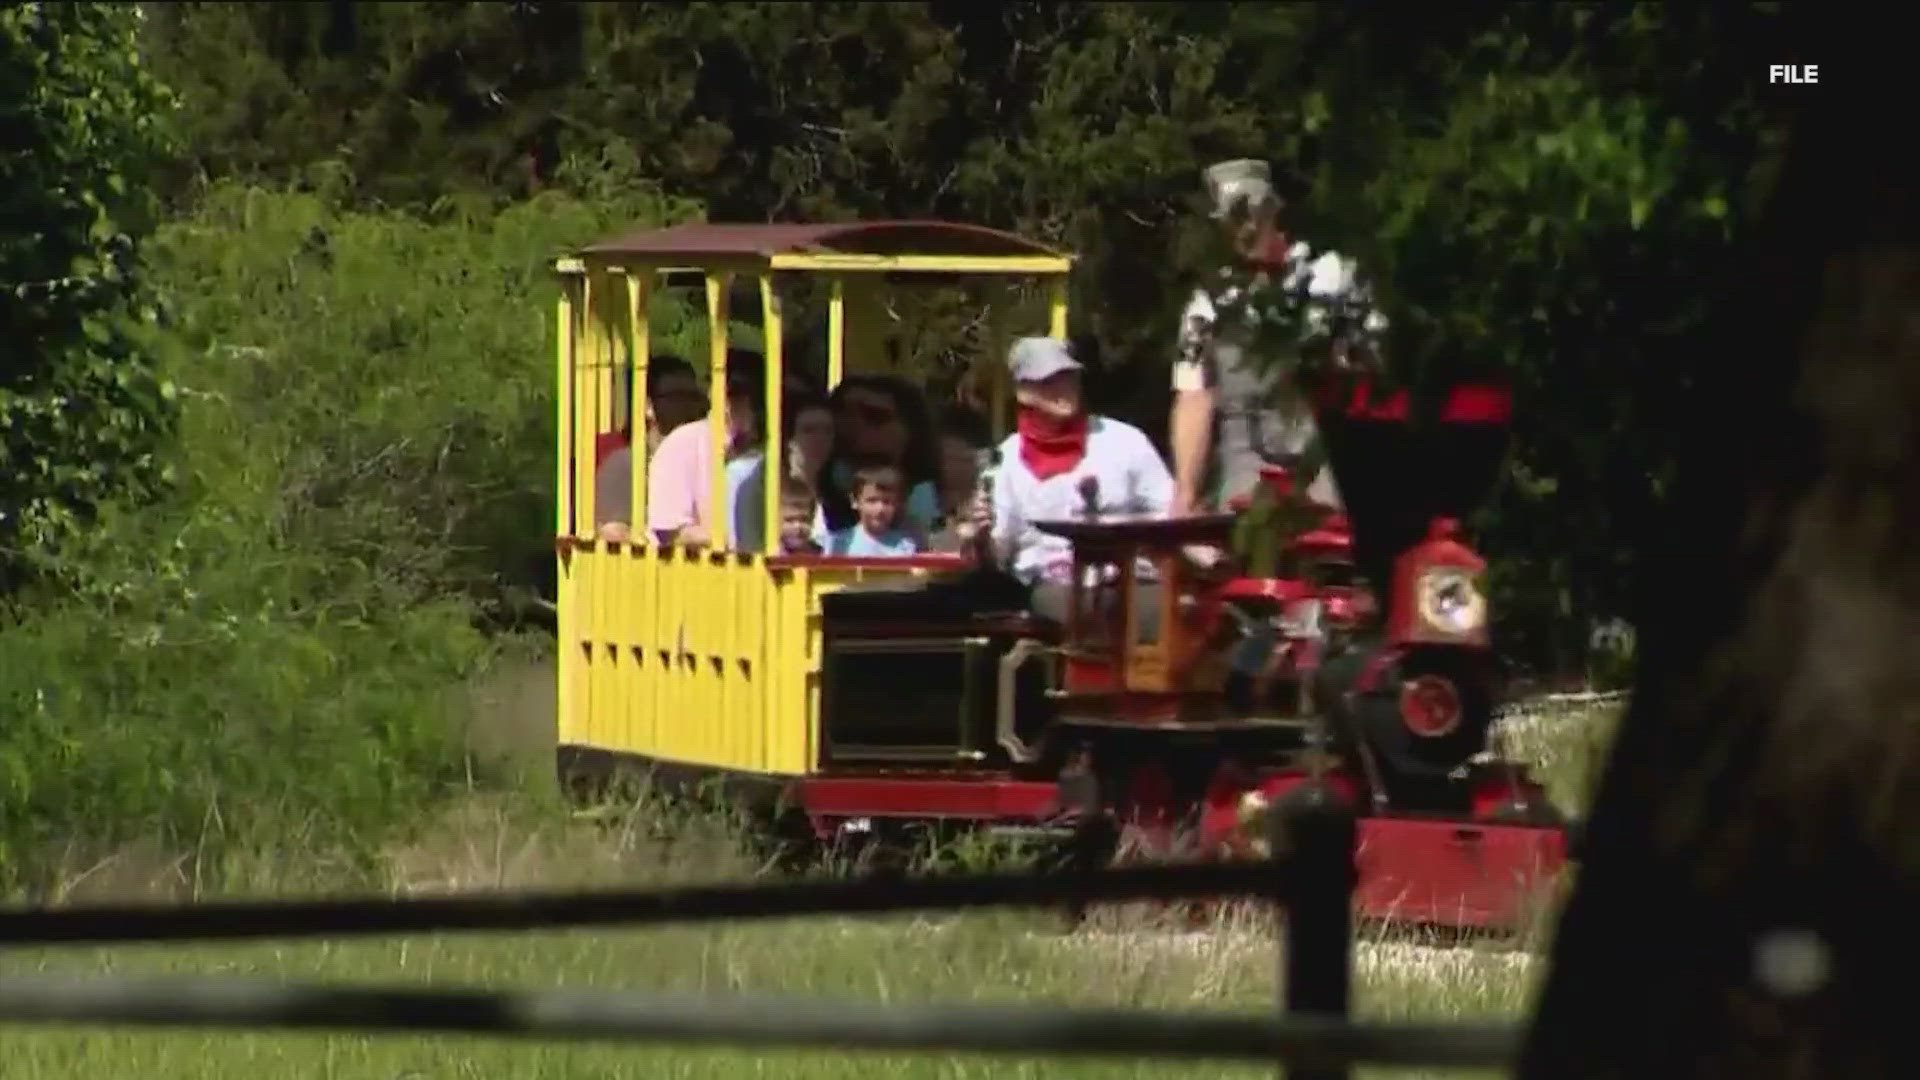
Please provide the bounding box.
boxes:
[732,389,835,553]
[787,392,838,484]
[594,354,700,542]
[776,475,824,556]
[644,350,764,547]
[977,337,1174,636]
[934,401,993,528]
[815,375,942,539]
[824,461,923,557]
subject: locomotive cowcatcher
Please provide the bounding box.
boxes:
[549,219,1569,932]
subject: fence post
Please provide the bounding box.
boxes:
[1273,782,1358,1080]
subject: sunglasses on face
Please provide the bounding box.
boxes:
[844,401,898,426]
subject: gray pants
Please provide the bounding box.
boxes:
[1030,581,1163,645]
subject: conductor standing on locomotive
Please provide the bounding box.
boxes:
[1169,159,1343,517]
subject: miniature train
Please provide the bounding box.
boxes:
[784,379,1566,929]
[549,221,1569,932]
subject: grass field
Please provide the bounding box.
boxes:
[0,671,1617,1080]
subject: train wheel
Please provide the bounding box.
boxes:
[820,818,924,879]
[1038,814,1120,932]
[739,802,820,877]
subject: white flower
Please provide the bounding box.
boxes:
[1363,311,1390,334]
[1307,251,1357,299]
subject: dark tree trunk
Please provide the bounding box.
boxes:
[1521,29,1920,1080]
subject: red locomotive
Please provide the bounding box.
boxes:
[797,377,1568,931]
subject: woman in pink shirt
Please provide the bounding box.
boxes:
[643,351,765,546]
[593,355,700,542]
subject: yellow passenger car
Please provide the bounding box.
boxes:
[552,220,1073,828]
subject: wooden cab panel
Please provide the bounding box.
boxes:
[1038,515,1237,702]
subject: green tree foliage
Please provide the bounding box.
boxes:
[1,2,180,586]
[1291,3,1790,670]
[137,3,1320,408]
[141,0,586,207]
[0,160,698,882]
[132,1,1792,675]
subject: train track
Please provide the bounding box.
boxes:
[1030,926,1540,975]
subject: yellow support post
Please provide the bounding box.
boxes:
[827,276,845,390]
[625,269,651,530]
[574,274,601,536]
[1048,274,1069,337]
[555,279,578,747]
[761,274,785,553]
[555,281,577,537]
[589,267,617,438]
[989,286,1011,441]
[707,272,733,549]
[620,267,650,760]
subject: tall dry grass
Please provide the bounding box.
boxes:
[2,694,1615,1079]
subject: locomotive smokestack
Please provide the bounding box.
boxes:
[1315,381,1512,588]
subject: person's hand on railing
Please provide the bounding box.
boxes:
[673,522,711,549]
[597,521,633,544]
[1169,487,1210,519]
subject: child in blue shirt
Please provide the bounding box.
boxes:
[777,476,823,555]
[824,462,923,557]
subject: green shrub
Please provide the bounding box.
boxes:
[0,162,707,887]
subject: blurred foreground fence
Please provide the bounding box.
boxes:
[0,797,1522,1078]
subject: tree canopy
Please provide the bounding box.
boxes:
[1,2,180,588]
[125,1,1798,676]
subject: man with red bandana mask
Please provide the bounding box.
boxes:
[969,337,1174,634]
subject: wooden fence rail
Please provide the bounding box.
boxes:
[0,793,1520,1077]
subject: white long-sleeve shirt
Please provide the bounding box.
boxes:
[990,416,1175,585]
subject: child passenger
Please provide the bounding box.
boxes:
[823,461,922,557]
[777,476,823,556]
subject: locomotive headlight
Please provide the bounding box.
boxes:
[1399,674,1464,738]
[1416,567,1486,636]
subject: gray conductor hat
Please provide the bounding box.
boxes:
[1205,158,1279,219]
[1006,336,1083,384]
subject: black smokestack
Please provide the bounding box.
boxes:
[1315,381,1511,589]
